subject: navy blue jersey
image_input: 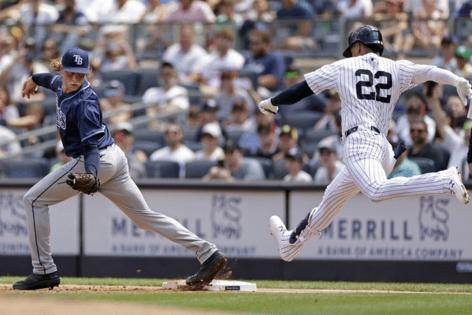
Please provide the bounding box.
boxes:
[49,75,114,158]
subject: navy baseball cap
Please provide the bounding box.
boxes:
[61,47,90,74]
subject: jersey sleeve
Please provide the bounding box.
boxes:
[396,60,417,93]
[397,60,461,92]
[304,62,338,94]
[76,100,105,144]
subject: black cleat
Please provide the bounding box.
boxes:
[186,251,227,288]
[13,271,60,290]
[289,212,311,244]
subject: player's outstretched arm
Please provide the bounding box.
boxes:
[258,80,314,115]
[21,77,38,99]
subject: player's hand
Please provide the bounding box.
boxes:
[456,78,472,106]
[258,98,278,116]
[21,77,38,99]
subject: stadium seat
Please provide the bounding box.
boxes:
[253,157,274,179]
[184,141,203,152]
[101,70,139,96]
[144,160,180,178]
[281,111,324,131]
[273,159,288,180]
[0,158,50,178]
[409,157,436,174]
[133,141,161,158]
[184,160,216,178]
[136,67,159,95]
[226,129,244,144]
[133,128,165,146]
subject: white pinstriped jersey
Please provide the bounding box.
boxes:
[305,53,419,135]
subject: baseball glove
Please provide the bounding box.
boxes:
[66,173,100,195]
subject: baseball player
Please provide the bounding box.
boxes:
[259,25,472,262]
[13,48,227,290]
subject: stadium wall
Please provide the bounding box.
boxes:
[1,181,471,283]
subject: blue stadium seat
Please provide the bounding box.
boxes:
[253,157,274,179]
[133,128,165,146]
[133,141,161,158]
[273,159,288,180]
[101,70,139,96]
[409,157,436,174]
[282,111,324,131]
[136,67,159,95]
[185,160,216,178]
[0,158,50,178]
[144,160,180,178]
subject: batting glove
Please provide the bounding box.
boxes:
[258,98,279,116]
[456,78,472,106]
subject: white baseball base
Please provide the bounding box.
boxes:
[162,279,257,292]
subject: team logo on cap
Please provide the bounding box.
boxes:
[73,54,83,65]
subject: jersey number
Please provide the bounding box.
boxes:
[355,69,392,103]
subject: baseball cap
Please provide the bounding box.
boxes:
[61,47,90,74]
[202,99,220,112]
[285,148,303,163]
[280,125,298,140]
[455,45,472,60]
[114,122,133,134]
[318,137,337,153]
[104,80,125,97]
[201,123,222,139]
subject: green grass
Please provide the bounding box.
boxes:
[1,277,472,315]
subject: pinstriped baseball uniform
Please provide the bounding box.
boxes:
[295,53,458,249]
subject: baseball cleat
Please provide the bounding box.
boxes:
[270,215,305,262]
[186,250,227,289]
[13,271,60,290]
[447,167,469,205]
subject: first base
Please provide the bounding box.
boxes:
[162,279,257,292]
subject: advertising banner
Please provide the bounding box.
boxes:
[290,192,472,261]
[0,189,80,255]
[83,189,284,258]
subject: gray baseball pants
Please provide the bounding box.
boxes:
[23,144,217,274]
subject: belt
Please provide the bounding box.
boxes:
[344,126,380,138]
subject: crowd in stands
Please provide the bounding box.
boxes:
[0,0,471,184]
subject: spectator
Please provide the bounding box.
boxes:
[165,0,216,23]
[0,124,21,158]
[427,84,470,180]
[185,105,204,131]
[314,90,341,132]
[283,148,312,182]
[142,62,190,121]
[401,0,447,53]
[195,122,225,161]
[101,0,146,23]
[50,0,90,54]
[396,93,436,146]
[200,29,245,89]
[278,66,325,116]
[199,100,224,133]
[204,141,265,180]
[74,0,114,23]
[244,30,286,93]
[224,98,256,133]
[276,0,315,51]
[433,36,458,73]
[404,0,449,18]
[372,0,408,57]
[214,70,255,119]
[40,39,61,71]
[96,35,138,72]
[239,109,276,155]
[313,137,344,186]
[140,0,175,23]
[337,0,373,19]
[11,0,59,53]
[50,140,71,172]
[388,150,422,178]
[214,0,243,26]
[453,45,472,81]
[100,80,132,125]
[407,118,450,171]
[150,123,195,176]
[162,25,209,85]
[273,124,300,161]
[445,94,468,130]
[254,123,278,159]
[112,122,147,179]
[238,0,276,49]
[0,85,19,126]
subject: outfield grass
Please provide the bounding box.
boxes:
[1,277,472,315]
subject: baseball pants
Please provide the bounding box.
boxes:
[23,144,217,274]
